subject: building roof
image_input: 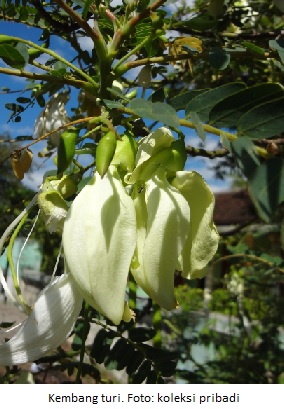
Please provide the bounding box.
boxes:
[213,190,257,226]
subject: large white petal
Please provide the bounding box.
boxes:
[132,170,190,310]
[172,171,219,279]
[0,274,82,366]
[63,167,136,325]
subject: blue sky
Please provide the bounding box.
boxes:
[0,8,231,193]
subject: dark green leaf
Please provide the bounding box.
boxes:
[176,14,217,31]
[0,44,26,69]
[227,137,261,178]
[130,99,179,128]
[16,97,31,104]
[71,320,90,351]
[169,90,207,111]
[148,87,166,103]
[210,83,284,128]
[155,359,177,377]
[104,338,129,370]
[242,41,265,55]
[90,329,115,364]
[126,351,144,375]
[238,97,284,139]
[15,43,29,65]
[132,360,152,384]
[248,157,284,222]
[185,83,246,122]
[129,326,156,342]
[82,0,93,19]
[140,344,179,362]
[146,370,158,384]
[188,111,206,141]
[269,39,284,63]
[208,48,230,70]
[103,99,124,109]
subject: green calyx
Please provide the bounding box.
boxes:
[127,138,187,184]
[111,132,137,172]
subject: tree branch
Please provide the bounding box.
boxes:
[186,146,230,159]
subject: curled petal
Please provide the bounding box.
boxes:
[172,171,219,279]
[135,127,174,167]
[63,167,136,325]
[132,169,190,310]
[0,274,82,366]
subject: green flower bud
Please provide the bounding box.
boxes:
[57,128,78,174]
[50,175,79,198]
[96,130,117,177]
[38,189,68,233]
[111,133,137,172]
[166,139,187,172]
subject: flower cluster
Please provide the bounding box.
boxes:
[33,93,69,147]
[0,128,218,365]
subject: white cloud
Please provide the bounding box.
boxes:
[0,123,34,135]
[77,36,94,52]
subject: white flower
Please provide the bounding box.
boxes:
[131,168,190,309]
[63,166,137,325]
[130,128,219,310]
[34,93,69,147]
[0,274,82,365]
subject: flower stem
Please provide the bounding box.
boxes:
[7,212,31,312]
[0,194,38,309]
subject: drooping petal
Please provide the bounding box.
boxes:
[131,169,190,310]
[63,166,136,325]
[0,274,82,366]
[126,128,175,184]
[135,127,174,167]
[171,171,219,279]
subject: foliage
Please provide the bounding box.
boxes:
[166,232,284,384]
[0,0,284,384]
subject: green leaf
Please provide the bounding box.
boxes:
[82,0,93,19]
[71,320,90,351]
[15,43,29,65]
[129,326,156,342]
[146,370,158,384]
[269,39,284,63]
[248,157,284,222]
[242,41,265,55]
[130,99,179,127]
[0,44,27,69]
[185,83,246,122]
[126,351,144,375]
[238,97,284,139]
[169,90,207,111]
[90,329,115,364]
[103,99,124,109]
[189,111,206,141]
[104,338,130,370]
[227,137,260,178]
[208,48,230,70]
[210,83,284,128]
[16,97,31,104]
[132,360,152,383]
[176,14,217,31]
[155,359,177,377]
